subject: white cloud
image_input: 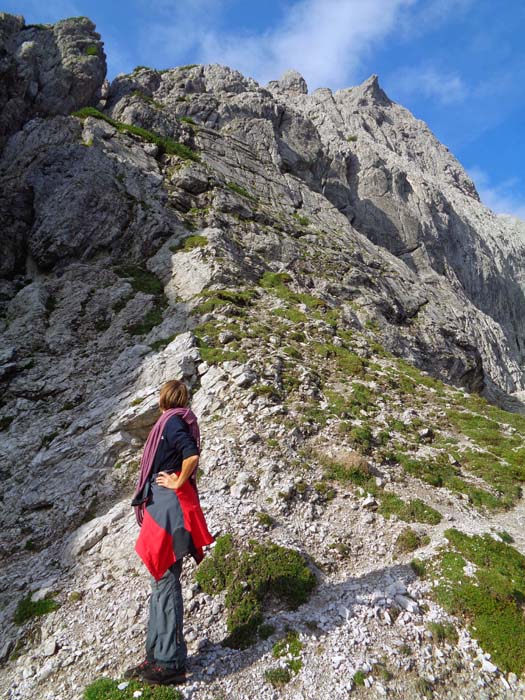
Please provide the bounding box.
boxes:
[468,167,525,221]
[392,65,467,104]
[139,0,416,89]
[397,0,475,37]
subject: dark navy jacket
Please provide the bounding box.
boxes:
[151,415,199,476]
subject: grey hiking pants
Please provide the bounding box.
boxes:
[145,559,187,670]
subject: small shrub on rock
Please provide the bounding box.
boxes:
[394,527,430,555]
[195,535,316,648]
[264,667,291,687]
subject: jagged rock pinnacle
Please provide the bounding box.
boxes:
[354,74,391,105]
[267,68,308,95]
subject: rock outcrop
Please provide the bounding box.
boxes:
[0,14,106,150]
[1,11,525,700]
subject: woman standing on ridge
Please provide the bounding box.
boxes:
[126,379,214,686]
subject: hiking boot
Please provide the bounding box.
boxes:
[140,664,186,685]
[123,659,152,679]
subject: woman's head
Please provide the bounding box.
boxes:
[159,379,189,411]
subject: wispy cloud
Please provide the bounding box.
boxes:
[139,0,415,89]
[397,0,475,37]
[392,65,468,105]
[468,166,525,221]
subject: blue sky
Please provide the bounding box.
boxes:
[7,0,525,219]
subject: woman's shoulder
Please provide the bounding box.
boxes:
[164,413,189,433]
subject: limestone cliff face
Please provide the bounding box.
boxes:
[1,14,525,699]
[1,10,525,549]
[0,13,106,149]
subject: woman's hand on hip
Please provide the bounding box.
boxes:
[155,471,180,489]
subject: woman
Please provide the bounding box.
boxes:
[126,379,214,686]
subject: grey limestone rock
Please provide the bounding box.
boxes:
[0,13,106,151]
[0,15,524,700]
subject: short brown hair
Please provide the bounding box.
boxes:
[159,380,189,411]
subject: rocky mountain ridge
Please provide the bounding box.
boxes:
[1,12,525,700]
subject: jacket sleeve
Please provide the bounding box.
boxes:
[165,416,199,460]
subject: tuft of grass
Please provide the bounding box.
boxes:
[14,595,60,625]
[320,453,371,489]
[226,182,257,201]
[259,271,326,311]
[353,670,367,686]
[149,334,178,352]
[114,265,164,295]
[393,450,503,511]
[292,212,310,227]
[169,235,208,253]
[348,424,374,454]
[126,306,165,336]
[84,678,182,699]
[346,135,358,142]
[114,265,167,336]
[378,494,442,525]
[259,271,292,288]
[427,621,458,644]
[272,630,303,673]
[256,512,275,528]
[272,307,308,324]
[313,343,368,376]
[395,527,430,555]
[193,288,255,315]
[195,535,316,649]
[85,45,98,56]
[414,678,434,698]
[264,667,291,687]
[313,481,336,501]
[72,107,199,160]
[424,528,525,674]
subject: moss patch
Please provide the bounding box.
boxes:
[264,667,291,687]
[394,527,430,555]
[272,630,303,673]
[378,494,442,525]
[84,678,182,699]
[193,288,256,315]
[226,182,257,202]
[114,265,164,295]
[169,234,208,253]
[425,528,525,674]
[393,450,503,510]
[195,535,316,649]
[14,595,60,625]
[114,265,167,336]
[259,271,325,311]
[72,107,199,160]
